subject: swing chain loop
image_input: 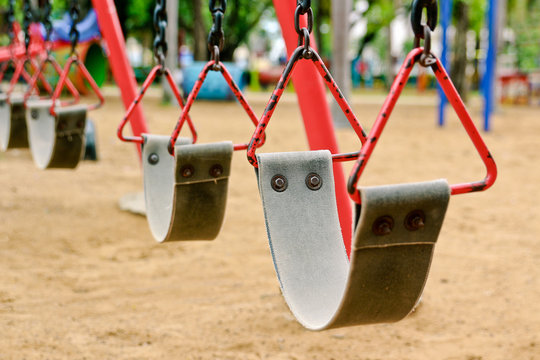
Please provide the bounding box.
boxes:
[69,0,80,55]
[7,0,16,43]
[297,0,312,14]
[209,0,227,13]
[414,25,436,67]
[410,0,438,39]
[153,0,168,70]
[23,0,33,51]
[294,1,313,58]
[42,0,53,47]
[208,0,226,67]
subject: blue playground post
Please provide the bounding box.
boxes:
[438,0,453,127]
[483,0,498,132]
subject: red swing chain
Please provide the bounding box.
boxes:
[246,0,367,168]
[24,0,80,105]
[50,0,104,117]
[167,0,263,155]
[347,0,497,204]
[118,0,196,145]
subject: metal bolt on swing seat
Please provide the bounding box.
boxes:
[209,164,223,178]
[271,174,288,192]
[405,210,426,231]
[31,109,39,120]
[373,215,394,236]
[148,153,159,165]
[180,164,195,178]
[305,173,322,191]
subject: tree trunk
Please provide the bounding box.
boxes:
[193,0,207,61]
[450,0,469,102]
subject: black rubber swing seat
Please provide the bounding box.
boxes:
[256,150,451,330]
[25,99,87,169]
[0,92,29,151]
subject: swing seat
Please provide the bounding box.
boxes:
[142,134,233,242]
[0,93,29,151]
[257,150,450,330]
[25,99,87,169]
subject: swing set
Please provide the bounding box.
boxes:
[0,0,103,168]
[0,0,498,331]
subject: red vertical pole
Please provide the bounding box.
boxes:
[273,0,353,254]
[92,0,149,157]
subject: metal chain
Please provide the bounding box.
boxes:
[410,0,438,39]
[42,0,53,45]
[410,0,438,67]
[7,0,16,43]
[294,0,314,58]
[297,0,311,14]
[23,0,33,51]
[208,0,227,68]
[153,0,168,68]
[69,0,80,54]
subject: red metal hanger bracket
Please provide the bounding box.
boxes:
[49,55,104,117]
[246,4,367,168]
[167,55,263,155]
[347,44,497,204]
[117,65,197,145]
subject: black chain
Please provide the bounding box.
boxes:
[42,0,53,45]
[69,0,80,54]
[23,0,33,51]
[297,0,311,14]
[410,0,438,39]
[294,0,314,58]
[153,0,167,68]
[7,0,16,43]
[410,0,438,67]
[208,0,227,68]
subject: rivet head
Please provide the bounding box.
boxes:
[180,164,194,178]
[209,164,223,178]
[373,215,394,236]
[148,153,159,165]
[405,210,426,231]
[305,173,322,191]
[31,109,39,120]
[271,174,287,192]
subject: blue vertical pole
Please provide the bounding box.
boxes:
[438,0,453,127]
[483,0,498,132]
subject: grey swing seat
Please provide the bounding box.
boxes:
[0,92,29,151]
[257,150,450,330]
[142,134,233,242]
[25,99,87,169]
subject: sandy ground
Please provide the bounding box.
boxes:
[0,88,539,359]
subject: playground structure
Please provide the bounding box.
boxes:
[0,0,501,332]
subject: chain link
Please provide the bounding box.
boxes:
[153,0,168,68]
[69,0,80,54]
[23,0,33,51]
[207,0,227,68]
[294,0,314,58]
[7,0,16,43]
[43,0,53,45]
[410,0,438,39]
[297,0,311,14]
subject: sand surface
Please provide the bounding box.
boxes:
[0,89,538,359]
